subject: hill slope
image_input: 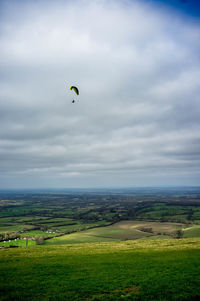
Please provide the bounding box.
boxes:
[1,238,200,301]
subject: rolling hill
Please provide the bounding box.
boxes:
[1,238,200,301]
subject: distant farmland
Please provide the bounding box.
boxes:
[44,221,200,245]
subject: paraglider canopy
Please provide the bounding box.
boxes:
[69,86,79,95]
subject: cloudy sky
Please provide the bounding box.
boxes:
[0,0,200,188]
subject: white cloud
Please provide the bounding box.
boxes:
[0,0,200,188]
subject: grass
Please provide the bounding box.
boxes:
[84,227,150,240]
[140,235,172,240]
[20,230,57,237]
[0,224,35,233]
[44,221,189,245]
[0,215,110,236]
[53,221,110,232]
[136,204,200,224]
[0,238,200,301]
[0,239,35,248]
[183,225,200,238]
[44,232,118,245]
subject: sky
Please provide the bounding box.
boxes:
[0,0,200,188]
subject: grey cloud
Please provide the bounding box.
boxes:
[0,0,200,188]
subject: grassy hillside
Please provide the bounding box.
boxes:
[1,238,200,301]
[182,225,200,238]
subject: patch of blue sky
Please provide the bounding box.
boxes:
[140,0,200,17]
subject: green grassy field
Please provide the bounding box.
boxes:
[0,238,200,301]
[136,204,200,224]
[182,225,200,238]
[44,221,190,245]
[0,214,110,237]
[45,232,118,245]
[0,239,35,248]
[0,223,35,233]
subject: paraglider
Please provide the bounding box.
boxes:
[69,86,79,95]
[69,86,79,103]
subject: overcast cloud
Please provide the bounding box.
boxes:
[0,0,200,188]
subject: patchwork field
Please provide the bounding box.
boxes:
[1,219,200,247]
[1,238,200,301]
[44,221,189,245]
[0,223,35,233]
